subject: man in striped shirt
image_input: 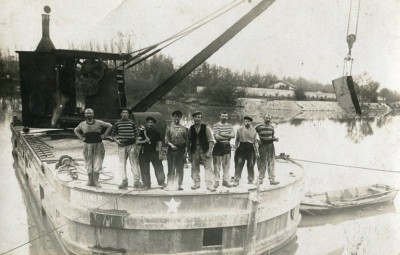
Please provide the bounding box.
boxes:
[255,114,279,185]
[112,108,144,189]
[212,111,235,188]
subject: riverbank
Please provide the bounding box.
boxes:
[163,98,397,117]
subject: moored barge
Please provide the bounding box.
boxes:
[10,2,304,253]
[11,123,304,254]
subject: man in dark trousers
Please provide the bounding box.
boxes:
[139,116,166,190]
[188,111,216,192]
[232,116,259,186]
[256,114,279,185]
[74,108,112,187]
[112,108,144,189]
[165,110,188,191]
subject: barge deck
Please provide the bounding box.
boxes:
[11,124,304,254]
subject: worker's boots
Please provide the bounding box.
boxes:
[119,179,128,189]
[269,178,279,185]
[93,172,101,187]
[86,173,95,186]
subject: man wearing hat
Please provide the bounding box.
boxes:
[111,108,144,189]
[165,110,188,190]
[187,111,216,191]
[139,116,166,189]
[232,116,260,186]
[256,114,279,185]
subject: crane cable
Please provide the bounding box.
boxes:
[123,0,244,72]
[290,158,400,174]
[120,0,246,69]
[121,0,245,68]
[131,0,245,54]
[343,0,362,76]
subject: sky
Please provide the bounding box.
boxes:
[0,0,399,91]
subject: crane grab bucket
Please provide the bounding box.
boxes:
[332,76,361,115]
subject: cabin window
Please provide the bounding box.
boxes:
[203,228,223,247]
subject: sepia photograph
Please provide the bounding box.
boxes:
[0,0,399,254]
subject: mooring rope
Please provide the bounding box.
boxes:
[291,158,399,174]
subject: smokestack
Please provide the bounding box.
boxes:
[36,6,55,52]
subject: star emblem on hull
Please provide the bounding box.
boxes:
[164,198,181,213]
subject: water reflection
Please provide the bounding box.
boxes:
[299,202,396,228]
[1,96,399,254]
[289,118,303,127]
[0,96,21,127]
[345,118,374,143]
[150,102,399,144]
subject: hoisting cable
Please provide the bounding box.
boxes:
[124,0,244,57]
[120,0,246,69]
[291,158,400,174]
[121,0,245,68]
[0,187,138,255]
[343,0,361,76]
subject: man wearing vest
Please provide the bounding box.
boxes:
[165,110,188,191]
[232,116,260,187]
[212,111,235,188]
[112,108,145,189]
[139,116,166,190]
[188,111,216,192]
[74,108,112,187]
[256,114,279,185]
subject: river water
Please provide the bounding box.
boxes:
[0,95,399,255]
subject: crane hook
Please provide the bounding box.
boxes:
[346,34,356,56]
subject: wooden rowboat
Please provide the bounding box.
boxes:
[300,184,398,215]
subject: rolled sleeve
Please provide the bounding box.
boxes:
[165,126,171,144]
[206,126,215,143]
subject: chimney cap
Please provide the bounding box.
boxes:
[44,6,51,14]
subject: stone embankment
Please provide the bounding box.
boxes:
[236,98,397,120]
[237,99,345,112]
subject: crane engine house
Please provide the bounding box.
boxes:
[17,7,131,128]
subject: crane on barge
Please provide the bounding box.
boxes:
[8,1,367,254]
[16,0,278,130]
[11,1,281,255]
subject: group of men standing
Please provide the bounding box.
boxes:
[74,108,279,191]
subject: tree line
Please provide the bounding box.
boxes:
[1,34,400,104]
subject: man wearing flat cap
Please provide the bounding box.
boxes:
[165,110,188,190]
[232,115,260,186]
[111,108,144,189]
[139,116,166,189]
[256,114,279,185]
[187,111,216,191]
